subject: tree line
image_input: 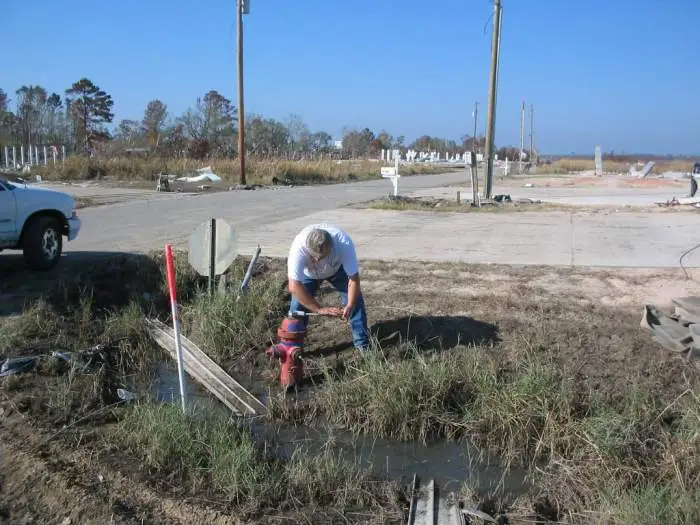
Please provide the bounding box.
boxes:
[0,78,507,161]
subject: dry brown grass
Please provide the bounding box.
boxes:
[541,158,694,175]
[32,156,452,184]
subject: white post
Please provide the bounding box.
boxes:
[20,145,25,165]
[62,145,66,163]
[393,156,400,197]
[12,147,16,168]
[52,147,57,165]
[35,146,39,165]
[28,144,33,165]
[381,149,385,162]
[43,146,48,165]
[3,146,7,168]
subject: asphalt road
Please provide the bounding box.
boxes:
[63,172,700,268]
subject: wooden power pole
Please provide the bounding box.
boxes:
[529,104,535,164]
[236,0,246,185]
[472,101,479,152]
[483,0,502,199]
[519,100,525,172]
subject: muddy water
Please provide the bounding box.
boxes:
[153,363,530,498]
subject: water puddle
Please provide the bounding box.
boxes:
[153,363,531,498]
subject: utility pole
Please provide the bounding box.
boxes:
[236,0,247,185]
[472,101,479,152]
[530,104,535,164]
[483,0,502,199]
[519,100,525,173]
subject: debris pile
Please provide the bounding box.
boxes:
[656,175,700,208]
[640,297,700,366]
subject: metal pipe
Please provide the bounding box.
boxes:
[239,244,261,295]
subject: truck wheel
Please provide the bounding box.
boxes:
[22,216,63,271]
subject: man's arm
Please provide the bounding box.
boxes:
[343,273,362,321]
[288,279,342,317]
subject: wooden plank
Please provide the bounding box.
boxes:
[426,480,435,525]
[673,296,700,322]
[148,324,244,415]
[406,474,418,525]
[146,318,266,416]
[147,318,265,415]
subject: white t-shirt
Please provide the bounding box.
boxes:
[287,224,359,281]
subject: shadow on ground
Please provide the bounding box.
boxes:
[371,315,500,351]
[0,251,165,317]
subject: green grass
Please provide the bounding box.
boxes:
[179,269,287,363]
[596,484,700,525]
[299,345,575,456]
[270,338,700,521]
[110,402,402,520]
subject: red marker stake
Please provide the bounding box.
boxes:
[165,244,187,412]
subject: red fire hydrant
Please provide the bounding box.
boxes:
[266,317,306,389]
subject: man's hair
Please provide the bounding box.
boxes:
[306,228,333,258]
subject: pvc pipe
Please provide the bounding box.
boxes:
[165,244,187,412]
[239,245,261,296]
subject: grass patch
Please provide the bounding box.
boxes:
[179,263,287,363]
[359,196,570,213]
[110,402,402,521]
[538,158,694,175]
[270,323,700,519]
[596,484,700,525]
[32,156,452,184]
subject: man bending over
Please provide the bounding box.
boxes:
[287,223,369,352]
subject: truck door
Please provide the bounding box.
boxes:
[0,180,17,244]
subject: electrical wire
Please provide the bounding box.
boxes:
[679,243,700,280]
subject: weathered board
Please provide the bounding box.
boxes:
[146,318,266,416]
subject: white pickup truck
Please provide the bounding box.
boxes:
[0,176,81,270]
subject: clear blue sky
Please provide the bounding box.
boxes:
[4,0,700,155]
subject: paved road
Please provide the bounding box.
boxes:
[64,172,700,268]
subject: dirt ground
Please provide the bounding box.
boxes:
[300,261,700,402]
[2,254,699,523]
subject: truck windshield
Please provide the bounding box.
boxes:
[0,178,16,191]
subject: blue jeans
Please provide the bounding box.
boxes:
[289,267,369,350]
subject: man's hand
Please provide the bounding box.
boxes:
[318,306,343,317]
[342,303,353,321]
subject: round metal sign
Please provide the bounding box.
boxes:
[188,218,238,276]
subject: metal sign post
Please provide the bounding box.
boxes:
[188,218,238,295]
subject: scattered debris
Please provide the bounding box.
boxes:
[228,183,263,191]
[640,298,700,365]
[0,356,38,377]
[155,173,172,192]
[493,194,512,203]
[117,388,137,402]
[629,161,656,178]
[0,343,119,378]
[655,175,699,207]
[176,166,222,183]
